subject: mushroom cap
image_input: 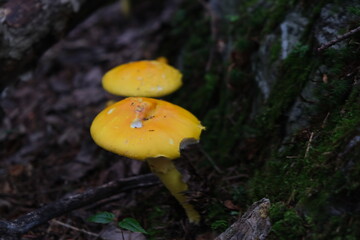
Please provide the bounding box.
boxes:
[90,97,204,160]
[102,60,182,97]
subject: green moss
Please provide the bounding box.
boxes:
[270,40,282,62]
[263,0,297,33]
[205,201,231,230]
[201,95,247,165]
[348,6,360,16]
[158,1,360,239]
[250,108,360,238]
[249,41,360,239]
[268,203,307,240]
[256,44,316,132]
[235,37,253,52]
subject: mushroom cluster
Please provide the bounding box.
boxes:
[90,58,205,224]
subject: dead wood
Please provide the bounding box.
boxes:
[0,0,114,92]
[317,25,360,52]
[0,173,159,240]
[214,198,271,240]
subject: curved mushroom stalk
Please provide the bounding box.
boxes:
[147,157,201,224]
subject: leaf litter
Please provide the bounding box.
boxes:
[0,1,184,239]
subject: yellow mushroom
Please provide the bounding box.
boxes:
[102,59,182,97]
[90,97,204,223]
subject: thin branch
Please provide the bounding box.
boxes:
[304,132,315,158]
[317,25,360,52]
[50,219,99,238]
[0,173,159,240]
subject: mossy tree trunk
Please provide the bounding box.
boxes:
[166,0,360,239]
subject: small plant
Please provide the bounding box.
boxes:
[118,218,149,235]
[87,212,148,235]
[211,219,228,232]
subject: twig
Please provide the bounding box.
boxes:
[321,112,330,129]
[304,132,315,158]
[0,174,159,240]
[317,25,360,52]
[50,219,99,238]
[223,174,249,181]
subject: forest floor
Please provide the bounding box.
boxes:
[2,0,360,239]
[0,1,225,239]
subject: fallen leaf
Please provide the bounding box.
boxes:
[224,200,240,210]
[100,224,146,240]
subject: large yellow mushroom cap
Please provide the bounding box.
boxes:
[90,97,204,160]
[102,60,182,97]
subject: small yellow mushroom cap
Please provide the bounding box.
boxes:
[102,60,182,97]
[90,97,204,160]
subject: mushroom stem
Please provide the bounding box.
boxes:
[147,157,201,224]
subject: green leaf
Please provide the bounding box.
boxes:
[87,212,116,224]
[118,217,148,234]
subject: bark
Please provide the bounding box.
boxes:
[0,174,159,240]
[214,198,271,240]
[0,0,113,91]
